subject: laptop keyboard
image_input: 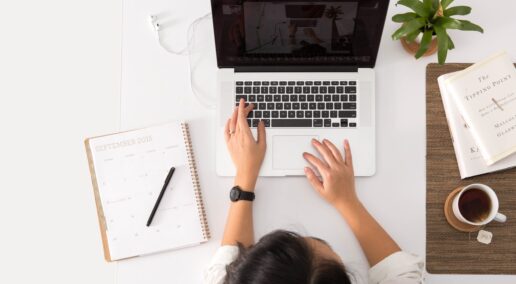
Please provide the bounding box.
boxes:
[235,80,357,128]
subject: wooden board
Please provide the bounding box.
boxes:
[426,63,516,274]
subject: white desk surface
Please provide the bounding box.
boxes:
[118,1,516,284]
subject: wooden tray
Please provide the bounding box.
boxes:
[426,63,516,274]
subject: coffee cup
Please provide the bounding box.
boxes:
[452,183,507,226]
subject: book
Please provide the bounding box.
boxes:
[438,72,516,179]
[85,122,210,261]
[444,51,516,165]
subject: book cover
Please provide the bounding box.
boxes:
[438,72,516,179]
[444,51,516,165]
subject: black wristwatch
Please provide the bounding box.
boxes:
[230,186,255,202]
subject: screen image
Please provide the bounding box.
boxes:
[211,0,389,68]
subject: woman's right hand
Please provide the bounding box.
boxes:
[302,139,359,211]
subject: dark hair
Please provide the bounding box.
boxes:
[224,230,352,284]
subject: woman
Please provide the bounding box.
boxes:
[204,100,424,283]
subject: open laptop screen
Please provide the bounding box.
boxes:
[211,0,389,69]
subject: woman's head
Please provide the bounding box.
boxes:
[224,230,352,284]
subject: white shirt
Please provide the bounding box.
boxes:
[203,246,424,284]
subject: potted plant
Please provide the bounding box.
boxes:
[391,0,483,64]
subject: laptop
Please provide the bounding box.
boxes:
[211,0,389,177]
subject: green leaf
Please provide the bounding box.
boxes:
[434,17,462,29]
[432,0,440,10]
[415,30,433,59]
[405,29,421,42]
[397,0,431,18]
[392,18,427,40]
[423,0,437,15]
[457,20,484,33]
[434,26,448,64]
[444,6,471,16]
[447,35,455,50]
[392,12,418,23]
[441,0,454,9]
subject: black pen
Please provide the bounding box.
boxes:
[146,167,175,227]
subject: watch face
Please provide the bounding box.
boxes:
[230,188,240,201]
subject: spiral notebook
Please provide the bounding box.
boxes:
[85,122,210,262]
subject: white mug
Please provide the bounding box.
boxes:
[452,183,507,226]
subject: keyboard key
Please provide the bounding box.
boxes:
[332,122,340,127]
[339,111,356,118]
[305,111,313,118]
[253,86,260,93]
[289,95,296,101]
[293,103,300,110]
[276,103,283,110]
[253,81,261,85]
[264,119,271,127]
[294,86,302,93]
[249,95,256,102]
[280,111,287,118]
[271,81,279,85]
[279,87,286,93]
[288,81,295,85]
[324,119,331,127]
[311,86,318,93]
[332,95,340,101]
[345,86,356,93]
[331,81,339,85]
[337,86,344,93]
[342,103,356,109]
[326,103,333,109]
[236,81,244,86]
[279,81,287,85]
[244,87,251,94]
[340,95,348,101]
[265,95,272,102]
[261,87,268,94]
[247,110,254,118]
[257,95,264,102]
[296,111,304,118]
[323,81,331,85]
[284,103,292,110]
[296,81,304,85]
[350,95,357,101]
[328,86,335,93]
[288,111,295,118]
[305,81,313,85]
[340,119,348,127]
[322,111,329,118]
[330,111,338,118]
[274,95,281,102]
[259,103,266,110]
[349,122,357,127]
[349,81,357,86]
[340,81,347,85]
[314,81,322,86]
[334,102,341,110]
[252,119,259,127]
[317,102,325,109]
[299,95,306,101]
[270,87,277,94]
[272,119,312,127]
[262,81,269,86]
[263,111,271,118]
[307,95,315,101]
[314,111,321,118]
[324,95,331,101]
[245,81,252,86]
[236,87,243,94]
[267,103,275,110]
[286,87,293,94]
[301,103,308,110]
[303,87,310,93]
[309,103,316,110]
[255,111,262,118]
[272,111,279,118]
[314,119,323,127]
[320,87,327,93]
[236,95,247,102]
[316,95,323,101]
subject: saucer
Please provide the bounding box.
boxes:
[444,187,481,232]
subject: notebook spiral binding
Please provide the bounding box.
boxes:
[181,123,211,240]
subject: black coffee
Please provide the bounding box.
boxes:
[458,188,491,223]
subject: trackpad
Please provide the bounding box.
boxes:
[272,135,317,170]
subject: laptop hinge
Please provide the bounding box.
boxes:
[234,65,359,73]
